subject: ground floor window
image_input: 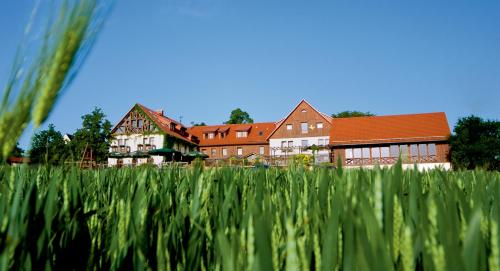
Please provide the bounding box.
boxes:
[237,147,243,156]
[259,146,265,155]
[345,143,439,163]
[222,148,228,156]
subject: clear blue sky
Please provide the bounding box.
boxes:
[1,1,499,149]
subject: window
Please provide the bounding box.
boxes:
[381,147,390,158]
[143,138,148,145]
[211,148,216,156]
[362,148,370,158]
[220,133,225,139]
[317,122,323,129]
[301,140,309,147]
[222,148,228,156]
[236,131,248,138]
[318,139,324,146]
[259,131,263,136]
[419,144,428,157]
[400,145,408,158]
[201,149,207,154]
[124,139,129,146]
[237,147,243,156]
[281,141,287,148]
[138,119,143,127]
[118,139,124,146]
[150,137,155,146]
[208,133,215,139]
[353,148,362,159]
[410,144,418,157]
[345,149,353,159]
[286,124,293,130]
[390,145,400,157]
[301,122,308,134]
[371,147,380,158]
[301,109,307,113]
[131,120,137,128]
[288,141,293,147]
[428,144,437,156]
[259,146,265,155]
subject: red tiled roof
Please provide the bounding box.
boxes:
[137,104,198,144]
[188,122,276,147]
[330,112,451,146]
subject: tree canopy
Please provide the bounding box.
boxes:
[450,115,500,170]
[331,111,375,118]
[11,143,24,157]
[69,107,112,163]
[191,122,207,126]
[225,108,254,124]
[29,124,67,165]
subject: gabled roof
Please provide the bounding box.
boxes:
[188,122,275,147]
[137,104,198,144]
[330,112,451,146]
[266,99,332,140]
[111,104,198,145]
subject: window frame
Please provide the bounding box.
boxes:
[301,122,308,134]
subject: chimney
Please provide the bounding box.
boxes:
[156,109,163,116]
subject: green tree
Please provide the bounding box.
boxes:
[449,115,500,170]
[29,124,67,165]
[331,111,375,118]
[225,108,254,124]
[70,107,112,163]
[11,143,24,157]
[191,122,207,126]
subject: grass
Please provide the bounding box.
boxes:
[0,163,499,270]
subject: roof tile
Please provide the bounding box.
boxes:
[330,112,451,146]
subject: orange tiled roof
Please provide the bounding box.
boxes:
[330,112,451,146]
[188,122,276,147]
[137,104,198,144]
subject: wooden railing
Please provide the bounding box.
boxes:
[345,155,439,166]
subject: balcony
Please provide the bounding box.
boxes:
[345,155,439,166]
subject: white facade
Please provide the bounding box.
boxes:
[269,136,330,163]
[110,133,164,153]
[107,133,194,167]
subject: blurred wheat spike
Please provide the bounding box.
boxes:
[0,0,110,161]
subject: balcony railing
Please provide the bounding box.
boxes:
[345,155,439,166]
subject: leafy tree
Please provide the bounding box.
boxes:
[331,111,375,118]
[191,122,207,126]
[29,124,67,165]
[225,108,254,124]
[70,107,112,163]
[450,115,500,170]
[11,143,24,157]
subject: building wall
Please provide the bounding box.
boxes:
[270,101,332,139]
[269,136,330,156]
[331,142,450,165]
[200,144,269,159]
[110,134,164,152]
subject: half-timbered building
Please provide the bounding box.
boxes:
[108,104,199,166]
[329,112,451,170]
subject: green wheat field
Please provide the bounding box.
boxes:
[0,163,499,271]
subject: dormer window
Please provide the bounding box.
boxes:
[170,123,176,131]
[236,131,248,138]
[220,132,225,139]
[208,132,215,139]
